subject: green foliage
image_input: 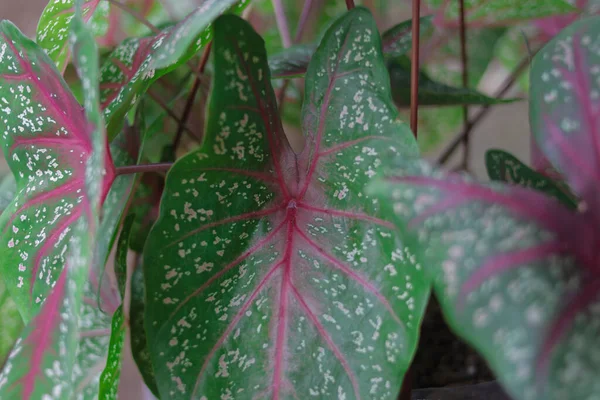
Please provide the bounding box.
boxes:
[37,0,110,73]
[142,9,428,399]
[485,149,577,208]
[0,0,593,397]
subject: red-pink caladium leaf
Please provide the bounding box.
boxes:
[143,9,427,399]
[369,156,600,400]
[0,20,115,321]
[530,16,600,217]
[426,0,577,28]
[0,10,110,399]
[36,0,110,73]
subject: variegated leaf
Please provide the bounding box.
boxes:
[36,0,110,73]
[0,5,108,398]
[529,16,600,215]
[143,9,428,399]
[485,149,576,208]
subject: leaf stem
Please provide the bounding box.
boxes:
[458,0,470,169]
[295,0,314,43]
[147,89,198,138]
[172,42,212,150]
[436,54,532,165]
[115,162,173,176]
[272,0,292,48]
[276,0,314,112]
[345,0,355,9]
[410,0,421,137]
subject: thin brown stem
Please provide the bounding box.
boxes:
[147,90,197,138]
[277,0,314,113]
[345,0,355,9]
[410,0,421,138]
[107,0,160,33]
[173,42,212,150]
[115,163,173,176]
[458,0,470,169]
[436,55,532,165]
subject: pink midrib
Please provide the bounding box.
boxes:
[187,203,400,398]
[21,269,67,400]
[2,34,92,151]
[185,27,405,397]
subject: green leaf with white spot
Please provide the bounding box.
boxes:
[0,17,115,319]
[485,149,577,209]
[268,16,433,79]
[36,0,110,74]
[388,56,516,106]
[0,4,109,396]
[370,154,600,400]
[143,9,428,399]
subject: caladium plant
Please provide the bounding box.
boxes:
[142,9,429,399]
[370,15,600,400]
[0,0,596,397]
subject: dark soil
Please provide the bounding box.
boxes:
[411,296,494,389]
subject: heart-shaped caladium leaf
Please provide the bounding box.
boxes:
[0,20,115,321]
[36,0,110,74]
[426,0,577,28]
[99,0,249,140]
[0,7,110,398]
[485,149,577,209]
[143,9,428,399]
[530,16,600,216]
[369,154,600,400]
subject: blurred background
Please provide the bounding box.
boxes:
[0,0,530,180]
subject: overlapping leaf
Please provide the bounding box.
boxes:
[268,16,431,79]
[0,18,115,320]
[143,9,428,399]
[36,0,110,73]
[370,16,600,400]
[0,5,109,398]
[97,215,134,400]
[485,149,576,208]
[529,16,600,214]
[388,56,514,106]
[100,0,249,139]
